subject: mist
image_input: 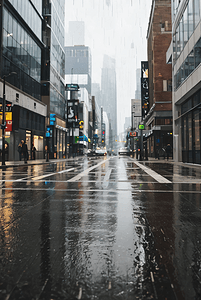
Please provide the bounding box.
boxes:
[65,0,152,135]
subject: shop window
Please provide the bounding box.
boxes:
[181,98,192,114]
[193,91,200,106]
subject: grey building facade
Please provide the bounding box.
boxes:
[168,0,201,163]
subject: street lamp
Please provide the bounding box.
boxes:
[131,105,135,158]
[1,72,17,166]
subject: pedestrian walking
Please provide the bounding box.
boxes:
[21,140,28,163]
[5,142,9,161]
[31,144,36,160]
[166,143,172,160]
[18,142,22,161]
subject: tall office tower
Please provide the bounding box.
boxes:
[65,45,92,95]
[135,68,141,100]
[0,0,46,160]
[66,21,85,46]
[101,55,117,141]
[42,0,66,159]
[92,83,102,108]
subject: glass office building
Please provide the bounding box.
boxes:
[42,0,66,159]
[170,0,201,163]
[0,0,46,160]
[1,0,43,100]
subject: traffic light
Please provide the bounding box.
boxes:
[102,130,105,144]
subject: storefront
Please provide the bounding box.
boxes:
[46,115,67,159]
[179,90,201,164]
[146,127,173,158]
[12,105,46,161]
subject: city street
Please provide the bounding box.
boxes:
[0,156,201,300]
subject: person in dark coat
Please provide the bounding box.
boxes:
[166,144,172,160]
[31,144,36,160]
[21,140,28,163]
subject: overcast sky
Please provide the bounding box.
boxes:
[65,0,152,135]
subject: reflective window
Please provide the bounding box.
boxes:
[195,0,200,27]
[194,38,201,67]
[188,0,194,37]
[189,50,195,73]
[2,7,42,100]
[8,0,42,40]
[183,7,188,47]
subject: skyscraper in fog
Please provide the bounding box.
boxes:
[101,55,117,139]
[66,21,85,46]
[135,68,141,100]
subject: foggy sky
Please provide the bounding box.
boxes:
[65,0,152,135]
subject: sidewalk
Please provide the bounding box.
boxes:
[1,156,200,170]
[0,157,81,169]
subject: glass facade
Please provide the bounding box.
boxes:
[8,0,42,39]
[181,90,201,163]
[174,37,201,89]
[49,0,65,119]
[173,0,201,64]
[2,6,42,100]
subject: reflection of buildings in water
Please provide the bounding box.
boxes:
[173,166,201,299]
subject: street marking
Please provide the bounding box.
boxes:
[32,167,75,181]
[67,158,110,182]
[15,176,33,182]
[134,162,172,184]
[103,168,113,182]
[77,287,82,299]
[150,271,154,282]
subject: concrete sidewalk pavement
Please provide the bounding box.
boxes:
[0,157,82,169]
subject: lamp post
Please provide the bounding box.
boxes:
[131,105,135,158]
[1,72,17,166]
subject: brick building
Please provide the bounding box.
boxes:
[145,0,173,158]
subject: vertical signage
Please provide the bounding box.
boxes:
[67,100,79,126]
[141,61,149,118]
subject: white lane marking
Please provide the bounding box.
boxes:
[67,158,110,182]
[150,271,155,283]
[15,176,33,182]
[103,168,113,182]
[32,167,75,181]
[134,162,172,184]
[77,287,82,299]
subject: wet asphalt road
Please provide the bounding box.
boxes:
[0,156,201,300]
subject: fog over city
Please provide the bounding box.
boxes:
[65,0,152,135]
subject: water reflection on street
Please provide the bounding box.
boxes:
[0,157,201,299]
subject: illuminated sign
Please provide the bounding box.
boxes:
[130,131,137,137]
[139,124,145,130]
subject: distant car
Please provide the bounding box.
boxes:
[118,147,129,156]
[95,148,107,156]
[87,149,96,157]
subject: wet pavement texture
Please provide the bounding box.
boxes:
[0,156,201,299]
